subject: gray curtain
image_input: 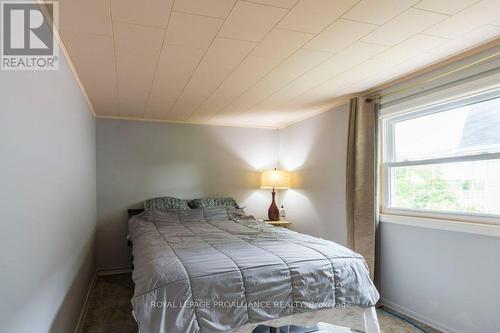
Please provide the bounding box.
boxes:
[346,97,379,280]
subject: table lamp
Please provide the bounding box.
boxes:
[260,168,291,221]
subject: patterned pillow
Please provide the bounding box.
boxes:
[144,197,190,210]
[188,197,239,209]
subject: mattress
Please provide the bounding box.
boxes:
[129,207,379,333]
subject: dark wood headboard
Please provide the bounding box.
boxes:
[128,208,144,218]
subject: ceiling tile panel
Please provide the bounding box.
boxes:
[351,52,443,91]
[293,30,473,106]
[414,0,479,15]
[285,76,352,108]
[291,34,451,106]
[342,0,419,25]
[59,0,112,35]
[169,38,256,119]
[165,12,223,49]
[371,34,449,66]
[288,52,405,106]
[82,89,119,116]
[72,56,118,116]
[168,64,237,120]
[145,45,206,118]
[429,25,500,58]
[116,54,158,87]
[60,31,114,60]
[425,0,500,39]
[111,0,173,28]
[257,42,387,110]
[303,19,377,53]
[59,31,118,116]
[116,53,158,116]
[192,56,282,120]
[173,0,236,18]
[218,1,287,41]
[251,29,314,60]
[328,39,445,93]
[277,0,359,33]
[361,8,448,46]
[323,59,379,86]
[113,22,164,56]
[200,38,257,67]
[118,90,151,117]
[218,49,331,115]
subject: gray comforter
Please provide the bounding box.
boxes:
[129,207,379,333]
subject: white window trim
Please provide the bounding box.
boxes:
[379,88,500,225]
[382,208,500,225]
[380,214,500,238]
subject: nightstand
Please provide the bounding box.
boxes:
[262,220,292,228]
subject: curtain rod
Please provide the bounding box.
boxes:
[365,50,500,103]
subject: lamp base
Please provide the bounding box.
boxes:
[268,190,280,221]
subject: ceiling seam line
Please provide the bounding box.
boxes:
[163,0,239,119]
[140,0,176,118]
[411,0,481,18]
[108,0,121,117]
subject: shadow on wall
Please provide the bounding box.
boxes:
[50,234,95,333]
[2,231,95,333]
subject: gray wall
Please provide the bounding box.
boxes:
[279,104,350,245]
[96,119,278,269]
[0,61,96,330]
[380,221,500,333]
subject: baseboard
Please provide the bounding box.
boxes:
[74,271,97,333]
[97,266,133,276]
[380,298,456,333]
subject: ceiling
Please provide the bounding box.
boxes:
[57,0,500,128]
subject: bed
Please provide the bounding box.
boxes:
[128,205,380,333]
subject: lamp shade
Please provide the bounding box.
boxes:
[260,169,291,189]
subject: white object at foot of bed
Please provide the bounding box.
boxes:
[228,306,380,333]
[364,307,381,333]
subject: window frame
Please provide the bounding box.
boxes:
[380,88,500,224]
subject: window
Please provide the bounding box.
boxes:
[381,90,500,220]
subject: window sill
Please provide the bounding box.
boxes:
[379,213,500,237]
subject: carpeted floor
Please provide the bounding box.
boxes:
[82,274,440,333]
[82,274,136,333]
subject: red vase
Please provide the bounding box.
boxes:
[268,190,280,221]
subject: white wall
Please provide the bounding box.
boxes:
[0,60,96,330]
[95,105,351,270]
[96,119,278,269]
[380,221,500,333]
[279,104,350,245]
